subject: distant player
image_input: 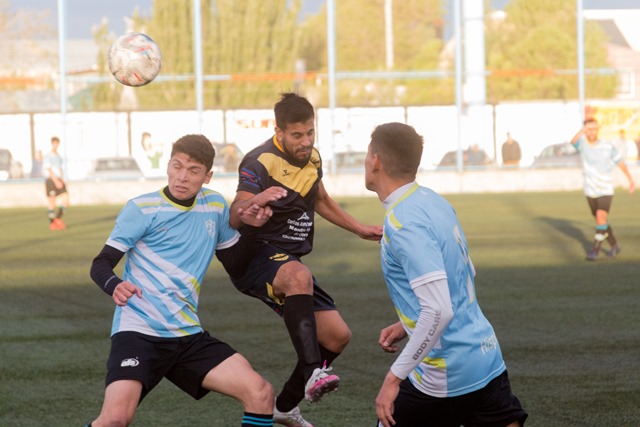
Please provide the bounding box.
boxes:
[228,92,383,426]
[364,122,527,427]
[570,118,635,261]
[43,136,69,230]
[86,134,284,427]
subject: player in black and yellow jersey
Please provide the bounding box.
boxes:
[229,93,382,427]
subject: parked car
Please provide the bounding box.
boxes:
[531,142,581,168]
[436,147,492,169]
[212,143,243,173]
[322,150,367,173]
[87,156,144,180]
[0,148,24,180]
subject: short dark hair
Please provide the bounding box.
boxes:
[370,122,423,179]
[171,134,216,172]
[51,136,60,144]
[583,117,598,126]
[274,92,314,130]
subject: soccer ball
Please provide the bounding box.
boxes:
[108,32,162,87]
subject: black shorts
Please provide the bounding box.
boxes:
[105,331,236,402]
[230,242,337,316]
[379,370,528,427]
[45,178,67,197]
[587,196,613,216]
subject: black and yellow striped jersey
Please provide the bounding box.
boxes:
[237,135,323,256]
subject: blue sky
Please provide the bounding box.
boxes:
[10,0,640,39]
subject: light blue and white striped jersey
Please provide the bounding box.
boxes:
[105,188,240,338]
[381,182,505,397]
[574,137,622,198]
[42,152,63,179]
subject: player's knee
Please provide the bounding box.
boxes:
[245,377,274,412]
[335,325,352,351]
[276,263,313,295]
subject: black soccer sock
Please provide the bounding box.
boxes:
[277,295,321,411]
[56,206,66,219]
[242,412,273,427]
[606,225,617,247]
[277,360,306,412]
[319,345,341,367]
[283,294,321,374]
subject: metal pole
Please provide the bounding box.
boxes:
[454,0,463,173]
[577,0,585,122]
[385,0,394,69]
[327,0,337,174]
[193,0,204,132]
[57,0,68,174]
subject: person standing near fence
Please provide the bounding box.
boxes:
[570,118,635,261]
[43,136,70,230]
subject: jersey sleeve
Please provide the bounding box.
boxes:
[237,157,266,194]
[105,200,149,253]
[216,198,241,250]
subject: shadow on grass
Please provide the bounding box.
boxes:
[537,216,592,253]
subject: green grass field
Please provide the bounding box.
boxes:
[1,190,639,426]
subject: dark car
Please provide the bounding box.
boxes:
[531,142,581,168]
[87,156,144,180]
[212,143,243,173]
[0,148,24,180]
[436,147,492,169]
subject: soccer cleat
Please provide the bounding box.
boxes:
[608,245,621,258]
[55,218,67,230]
[273,403,314,427]
[304,363,340,404]
[585,250,598,261]
[49,218,64,231]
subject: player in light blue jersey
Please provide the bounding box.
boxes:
[43,136,70,230]
[364,123,527,427]
[87,134,287,427]
[570,118,635,261]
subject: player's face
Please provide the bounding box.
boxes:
[364,144,377,193]
[276,119,315,163]
[584,121,600,142]
[166,152,212,201]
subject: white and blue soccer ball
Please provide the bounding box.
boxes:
[108,32,162,87]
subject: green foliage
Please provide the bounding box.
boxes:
[83,0,617,109]
[1,191,639,425]
[485,0,616,101]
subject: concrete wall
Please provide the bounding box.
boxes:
[2,165,637,208]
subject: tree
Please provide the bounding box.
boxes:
[299,0,450,106]
[485,0,616,102]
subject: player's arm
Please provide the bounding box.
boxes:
[314,180,382,241]
[616,160,636,193]
[375,278,454,427]
[90,244,141,306]
[570,127,585,146]
[229,187,288,229]
[215,233,258,278]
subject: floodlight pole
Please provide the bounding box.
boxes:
[454,0,463,173]
[57,0,68,175]
[193,0,204,132]
[327,0,337,175]
[576,0,585,122]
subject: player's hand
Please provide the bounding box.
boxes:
[375,371,401,427]
[358,224,383,242]
[54,179,64,189]
[378,322,406,353]
[251,186,288,207]
[238,204,274,227]
[112,281,142,306]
